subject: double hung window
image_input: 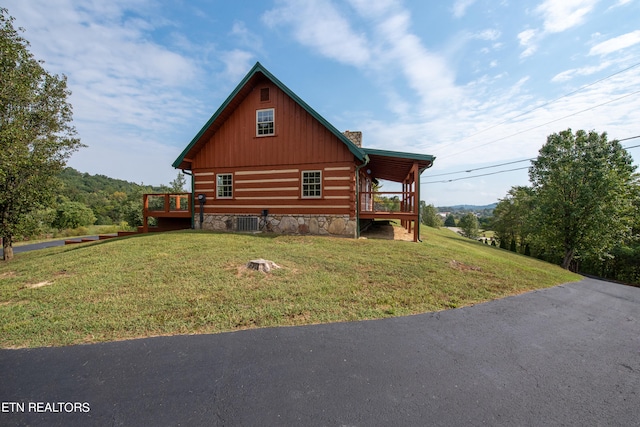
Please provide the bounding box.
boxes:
[217,174,232,199]
[256,108,274,136]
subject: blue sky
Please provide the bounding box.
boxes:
[4,0,640,206]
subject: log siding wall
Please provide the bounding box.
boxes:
[193,162,355,216]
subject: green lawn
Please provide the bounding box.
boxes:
[0,227,580,348]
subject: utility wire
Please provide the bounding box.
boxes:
[439,89,640,160]
[423,135,640,184]
[428,158,534,177]
[435,61,640,152]
[423,167,530,184]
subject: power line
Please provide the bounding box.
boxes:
[423,166,530,184]
[428,157,534,177]
[439,89,640,159]
[423,135,640,185]
[435,61,640,152]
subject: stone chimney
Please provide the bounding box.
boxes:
[343,130,362,147]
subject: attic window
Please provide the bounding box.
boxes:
[260,87,270,102]
[257,108,275,136]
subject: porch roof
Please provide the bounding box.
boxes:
[362,148,435,182]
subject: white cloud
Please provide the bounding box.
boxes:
[264,0,461,116]
[535,0,598,33]
[518,29,538,58]
[589,30,640,56]
[452,0,477,18]
[551,62,611,82]
[230,21,263,51]
[2,0,225,185]
[220,50,255,81]
[517,0,597,58]
[474,29,501,41]
[609,0,632,9]
[262,0,371,67]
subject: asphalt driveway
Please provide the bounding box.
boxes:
[1,278,638,426]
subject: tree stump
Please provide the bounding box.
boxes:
[246,259,280,273]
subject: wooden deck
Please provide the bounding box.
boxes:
[142,193,192,233]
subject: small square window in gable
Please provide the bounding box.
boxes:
[260,87,270,102]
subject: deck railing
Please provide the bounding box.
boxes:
[359,191,416,214]
[143,193,191,215]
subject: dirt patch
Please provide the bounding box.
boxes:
[25,281,53,289]
[361,223,413,241]
[449,260,482,272]
[0,271,17,278]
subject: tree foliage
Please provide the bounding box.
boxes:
[458,213,480,239]
[444,214,456,227]
[169,172,187,192]
[420,201,442,228]
[0,9,84,260]
[529,129,636,270]
[52,201,96,229]
[491,186,534,252]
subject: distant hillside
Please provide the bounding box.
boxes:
[57,168,170,225]
[58,167,160,199]
[437,203,497,212]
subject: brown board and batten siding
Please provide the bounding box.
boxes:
[191,78,355,170]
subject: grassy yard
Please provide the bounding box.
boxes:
[0,226,581,348]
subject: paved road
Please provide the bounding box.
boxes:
[1,236,110,258]
[1,278,638,426]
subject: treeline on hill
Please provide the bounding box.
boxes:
[421,129,640,286]
[17,168,186,239]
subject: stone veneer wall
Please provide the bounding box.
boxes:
[195,214,357,238]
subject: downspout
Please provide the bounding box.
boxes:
[182,169,194,229]
[354,154,370,239]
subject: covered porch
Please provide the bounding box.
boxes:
[358,148,435,242]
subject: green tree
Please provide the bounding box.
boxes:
[492,186,535,253]
[529,129,637,270]
[52,201,96,229]
[444,214,456,227]
[420,201,442,228]
[0,9,83,260]
[169,172,188,192]
[458,213,480,239]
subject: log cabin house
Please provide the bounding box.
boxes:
[147,62,435,242]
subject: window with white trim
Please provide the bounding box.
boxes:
[256,108,274,136]
[302,171,322,198]
[217,174,233,199]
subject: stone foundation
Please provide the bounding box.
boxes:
[195,214,357,238]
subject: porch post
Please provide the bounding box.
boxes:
[411,162,420,242]
[142,194,149,233]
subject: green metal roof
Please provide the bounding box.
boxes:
[173,62,365,169]
[361,148,435,182]
[361,148,435,164]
